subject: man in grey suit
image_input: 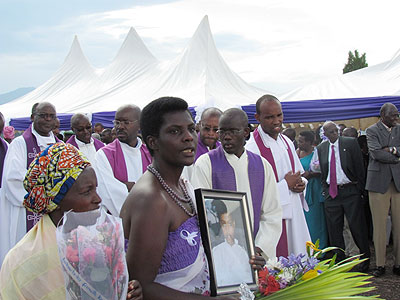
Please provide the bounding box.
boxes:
[317,121,370,272]
[366,102,400,277]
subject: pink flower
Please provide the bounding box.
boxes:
[82,248,96,264]
[66,245,79,263]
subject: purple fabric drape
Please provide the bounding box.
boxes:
[208,146,264,236]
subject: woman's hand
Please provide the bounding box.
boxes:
[126,280,143,300]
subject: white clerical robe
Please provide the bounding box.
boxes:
[94,138,144,217]
[192,150,282,259]
[246,128,311,256]
[0,127,57,266]
[74,137,100,165]
[212,239,253,287]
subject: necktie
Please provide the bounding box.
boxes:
[329,145,338,199]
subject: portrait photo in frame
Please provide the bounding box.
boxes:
[195,188,258,296]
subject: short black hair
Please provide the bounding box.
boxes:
[212,200,227,221]
[255,94,280,114]
[380,102,397,117]
[221,108,248,128]
[94,122,104,128]
[299,130,315,144]
[141,96,191,156]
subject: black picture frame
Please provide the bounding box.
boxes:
[195,188,258,296]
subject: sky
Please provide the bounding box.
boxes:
[1,0,399,95]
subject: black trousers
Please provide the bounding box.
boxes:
[324,184,370,261]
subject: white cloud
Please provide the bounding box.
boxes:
[1,0,400,94]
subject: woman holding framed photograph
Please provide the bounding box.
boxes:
[121,97,261,299]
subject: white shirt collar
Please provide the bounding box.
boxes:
[76,136,94,147]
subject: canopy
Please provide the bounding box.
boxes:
[4,16,400,130]
[2,15,269,130]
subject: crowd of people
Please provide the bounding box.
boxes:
[0,95,399,299]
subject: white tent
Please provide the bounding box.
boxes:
[1,16,269,118]
[282,48,400,101]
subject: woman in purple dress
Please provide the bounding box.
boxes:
[121,97,262,299]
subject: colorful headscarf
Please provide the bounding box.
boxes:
[23,142,91,214]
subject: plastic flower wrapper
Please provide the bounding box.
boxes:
[254,241,382,299]
[56,209,128,300]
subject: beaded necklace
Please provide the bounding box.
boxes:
[147,165,196,217]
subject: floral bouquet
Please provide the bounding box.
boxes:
[239,241,381,300]
[56,209,128,300]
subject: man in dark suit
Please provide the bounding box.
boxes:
[317,121,370,272]
[366,102,400,277]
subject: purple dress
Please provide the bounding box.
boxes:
[155,216,210,295]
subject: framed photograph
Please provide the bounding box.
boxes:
[195,188,258,296]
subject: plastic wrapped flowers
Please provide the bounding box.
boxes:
[248,241,381,300]
[56,209,128,300]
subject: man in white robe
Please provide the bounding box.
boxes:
[246,94,311,256]
[95,105,151,216]
[66,113,104,164]
[192,108,282,260]
[0,102,59,265]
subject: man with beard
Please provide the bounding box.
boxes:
[366,103,400,277]
[95,105,151,216]
[246,95,310,257]
[192,108,281,259]
[66,113,104,163]
[0,102,60,265]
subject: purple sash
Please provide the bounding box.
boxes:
[0,138,8,188]
[66,135,104,151]
[22,124,60,232]
[253,128,295,257]
[195,132,221,161]
[208,146,264,236]
[102,138,151,182]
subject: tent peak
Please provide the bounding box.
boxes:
[63,35,93,67]
[112,27,156,63]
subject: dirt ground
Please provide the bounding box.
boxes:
[361,243,400,300]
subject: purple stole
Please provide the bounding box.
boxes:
[253,128,295,257]
[208,146,264,236]
[0,138,8,188]
[195,132,221,161]
[66,135,104,151]
[22,124,60,232]
[102,139,151,182]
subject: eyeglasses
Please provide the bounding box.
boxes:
[113,120,138,127]
[201,125,218,133]
[216,129,243,137]
[35,113,56,120]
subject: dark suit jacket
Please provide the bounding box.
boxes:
[366,121,400,194]
[317,136,365,197]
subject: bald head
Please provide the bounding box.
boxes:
[255,94,280,114]
[32,102,57,137]
[199,107,223,149]
[71,113,92,143]
[116,104,141,119]
[200,107,222,122]
[221,108,248,128]
[71,113,89,128]
[114,104,141,146]
[322,121,339,143]
[219,108,250,157]
[380,102,399,128]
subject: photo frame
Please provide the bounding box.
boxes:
[195,188,258,296]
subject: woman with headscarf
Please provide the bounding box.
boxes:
[0,142,142,300]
